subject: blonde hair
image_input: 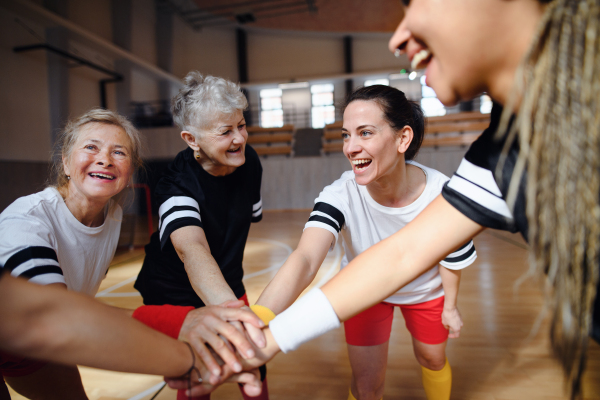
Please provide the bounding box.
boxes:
[499,0,600,397]
[51,108,143,210]
[171,72,248,137]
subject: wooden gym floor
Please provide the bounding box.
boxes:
[7,210,600,400]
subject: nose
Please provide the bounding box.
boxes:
[96,148,114,167]
[233,127,247,144]
[388,15,410,55]
[343,134,362,157]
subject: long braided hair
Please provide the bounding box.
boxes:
[498,0,600,397]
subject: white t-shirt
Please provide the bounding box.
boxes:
[0,187,122,295]
[305,161,477,305]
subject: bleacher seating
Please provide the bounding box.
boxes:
[246,125,295,156]
[322,112,491,154]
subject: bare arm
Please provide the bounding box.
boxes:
[256,228,334,314]
[171,225,237,305]
[439,267,463,338]
[322,195,483,321]
[0,274,200,377]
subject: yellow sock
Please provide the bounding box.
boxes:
[421,359,452,400]
[347,388,382,400]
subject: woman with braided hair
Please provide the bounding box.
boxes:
[172,1,599,398]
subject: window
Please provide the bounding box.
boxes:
[311,84,335,129]
[480,94,493,114]
[260,88,283,128]
[364,78,389,87]
[420,76,446,117]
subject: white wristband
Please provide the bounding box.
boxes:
[269,288,340,353]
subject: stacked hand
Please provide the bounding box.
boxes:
[165,300,273,397]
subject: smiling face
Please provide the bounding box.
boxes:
[389,0,546,106]
[342,100,411,187]
[185,110,248,176]
[63,122,133,205]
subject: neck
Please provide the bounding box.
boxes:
[487,1,548,107]
[366,162,425,208]
[195,150,236,177]
[62,187,108,227]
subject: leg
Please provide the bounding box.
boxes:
[400,297,451,400]
[4,363,88,400]
[347,342,389,400]
[344,302,394,400]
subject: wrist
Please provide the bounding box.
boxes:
[132,305,195,339]
[250,305,276,326]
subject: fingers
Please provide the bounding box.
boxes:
[243,320,266,348]
[227,369,262,397]
[187,337,223,376]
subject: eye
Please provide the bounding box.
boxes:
[401,0,410,6]
[360,130,373,137]
[238,123,246,130]
[222,130,232,135]
[114,150,128,156]
[341,132,349,140]
[84,144,97,151]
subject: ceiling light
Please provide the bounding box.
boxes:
[408,71,418,80]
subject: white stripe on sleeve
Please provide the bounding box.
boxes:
[447,176,513,219]
[27,273,66,286]
[11,257,60,277]
[159,210,202,239]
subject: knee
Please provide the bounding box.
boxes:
[415,353,446,371]
[353,376,385,400]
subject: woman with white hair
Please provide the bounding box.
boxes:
[134,72,269,400]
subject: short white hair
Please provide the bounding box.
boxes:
[172,72,248,135]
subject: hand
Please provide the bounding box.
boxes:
[178,300,265,376]
[165,366,262,397]
[442,306,463,338]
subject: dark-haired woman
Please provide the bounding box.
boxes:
[256,85,476,400]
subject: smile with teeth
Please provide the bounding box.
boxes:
[411,49,432,70]
[227,146,241,153]
[352,159,372,171]
[89,173,115,180]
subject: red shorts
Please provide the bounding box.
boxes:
[0,351,46,379]
[344,296,448,346]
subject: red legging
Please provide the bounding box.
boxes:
[177,294,269,400]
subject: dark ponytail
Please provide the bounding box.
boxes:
[344,85,425,160]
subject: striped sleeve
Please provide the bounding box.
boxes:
[440,240,477,270]
[0,217,65,286]
[305,202,346,245]
[158,196,203,249]
[5,246,65,285]
[252,198,263,222]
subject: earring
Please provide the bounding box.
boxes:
[67,175,71,180]
[394,49,401,58]
[195,153,200,160]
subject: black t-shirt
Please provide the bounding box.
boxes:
[134,146,263,308]
[442,103,599,342]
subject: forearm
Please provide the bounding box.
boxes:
[256,251,318,314]
[0,275,195,376]
[182,244,237,305]
[439,267,461,309]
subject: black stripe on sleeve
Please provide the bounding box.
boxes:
[4,246,59,272]
[308,215,341,233]
[313,202,345,228]
[160,205,201,227]
[251,212,263,223]
[19,265,64,279]
[443,242,476,264]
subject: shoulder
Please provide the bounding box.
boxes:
[244,145,262,171]
[1,188,60,227]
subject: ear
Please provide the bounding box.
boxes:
[181,131,200,151]
[397,126,414,155]
[62,155,71,177]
